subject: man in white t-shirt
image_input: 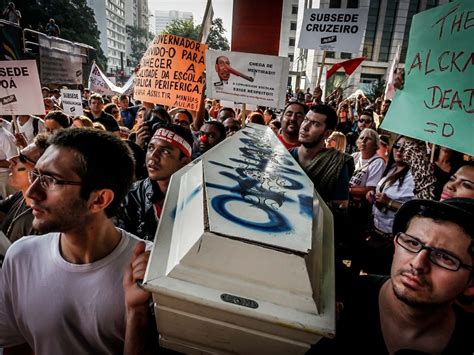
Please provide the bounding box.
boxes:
[0,129,156,353]
[14,115,45,144]
[0,126,18,198]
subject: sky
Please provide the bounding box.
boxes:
[147,0,233,40]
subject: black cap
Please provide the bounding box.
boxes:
[393,198,474,238]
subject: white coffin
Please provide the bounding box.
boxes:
[143,124,335,354]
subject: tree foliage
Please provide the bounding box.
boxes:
[162,18,230,50]
[126,25,153,68]
[366,79,386,103]
[16,0,107,70]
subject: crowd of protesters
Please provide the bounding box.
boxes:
[0,77,473,354]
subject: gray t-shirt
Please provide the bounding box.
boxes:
[0,229,146,354]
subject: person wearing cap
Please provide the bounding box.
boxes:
[316,198,474,353]
[116,123,193,241]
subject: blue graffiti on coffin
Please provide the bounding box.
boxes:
[207,126,313,233]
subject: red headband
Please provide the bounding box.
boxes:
[152,128,192,158]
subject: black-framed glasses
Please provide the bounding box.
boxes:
[358,119,372,124]
[18,153,37,165]
[28,170,82,190]
[395,232,473,272]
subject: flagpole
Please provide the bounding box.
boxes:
[316,50,327,88]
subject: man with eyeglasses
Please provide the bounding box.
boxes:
[345,109,376,154]
[116,123,193,241]
[315,198,474,353]
[0,129,157,353]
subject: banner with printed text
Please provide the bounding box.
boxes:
[298,8,368,53]
[381,0,473,156]
[88,63,135,96]
[206,50,289,108]
[134,34,206,111]
[0,60,44,115]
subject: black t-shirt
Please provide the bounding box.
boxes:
[310,275,473,354]
[85,111,119,132]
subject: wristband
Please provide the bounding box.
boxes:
[388,200,393,210]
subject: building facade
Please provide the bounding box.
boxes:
[87,0,127,75]
[124,0,150,76]
[290,0,450,96]
[279,0,300,86]
[154,10,193,35]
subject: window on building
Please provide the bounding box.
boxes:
[362,0,381,61]
[401,0,420,61]
[326,51,335,59]
[329,0,341,8]
[292,5,298,14]
[289,54,294,62]
[289,38,295,47]
[341,52,352,59]
[379,1,399,62]
[347,0,359,8]
[290,22,297,31]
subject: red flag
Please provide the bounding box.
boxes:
[326,57,366,79]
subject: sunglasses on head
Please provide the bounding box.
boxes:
[18,153,37,165]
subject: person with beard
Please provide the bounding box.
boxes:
[278,102,308,149]
[0,129,156,354]
[116,124,193,241]
[313,199,474,354]
[192,121,226,159]
[289,104,354,206]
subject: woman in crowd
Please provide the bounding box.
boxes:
[347,128,385,273]
[0,134,49,243]
[72,115,94,128]
[263,109,276,125]
[432,145,464,199]
[363,136,415,274]
[325,131,347,153]
[104,103,122,126]
[440,164,474,201]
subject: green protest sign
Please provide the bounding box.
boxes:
[381,0,473,156]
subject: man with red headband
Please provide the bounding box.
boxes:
[116,124,194,241]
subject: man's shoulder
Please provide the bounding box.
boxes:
[4,233,57,262]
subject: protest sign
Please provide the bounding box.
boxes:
[298,8,368,53]
[381,0,474,156]
[206,50,289,108]
[134,34,206,111]
[0,60,44,115]
[88,63,135,96]
[60,89,83,116]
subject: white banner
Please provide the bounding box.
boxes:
[298,8,368,53]
[206,50,289,108]
[60,89,83,116]
[88,63,135,96]
[0,60,45,115]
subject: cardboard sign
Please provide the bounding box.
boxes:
[0,60,45,115]
[298,8,368,53]
[206,50,289,108]
[88,63,135,96]
[60,89,83,116]
[134,34,206,111]
[381,0,474,156]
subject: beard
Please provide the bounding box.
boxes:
[32,195,90,234]
[391,269,450,310]
[301,133,326,149]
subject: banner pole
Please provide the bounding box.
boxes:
[430,143,436,164]
[241,103,246,128]
[316,50,327,88]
